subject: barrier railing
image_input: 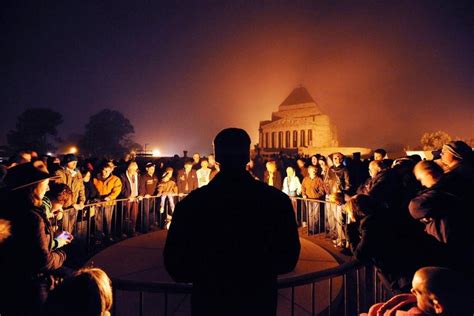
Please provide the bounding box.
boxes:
[54,195,347,254]
[53,195,392,315]
[53,194,187,252]
[110,261,392,316]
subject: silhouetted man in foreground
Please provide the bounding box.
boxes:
[164,128,301,316]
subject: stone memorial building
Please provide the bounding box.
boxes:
[258,86,338,154]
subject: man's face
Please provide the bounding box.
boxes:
[374,152,384,161]
[101,167,112,178]
[184,164,192,172]
[208,155,215,165]
[201,160,209,169]
[147,166,155,176]
[368,163,380,178]
[411,272,435,314]
[333,155,343,167]
[414,168,434,188]
[441,148,456,166]
[66,161,77,170]
[193,154,200,163]
[128,162,138,174]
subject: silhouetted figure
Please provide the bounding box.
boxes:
[164,128,301,316]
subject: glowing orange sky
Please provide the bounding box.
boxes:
[2,2,472,156]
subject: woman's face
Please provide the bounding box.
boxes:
[35,179,50,200]
[311,156,318,165]
[319,160,327,169]
[286,167,295,177]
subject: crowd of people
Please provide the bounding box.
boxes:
[0,138,472,315]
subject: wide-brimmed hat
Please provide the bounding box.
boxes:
[4,162,59,191]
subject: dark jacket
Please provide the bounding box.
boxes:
[176,169,198,194]
[326,165,351,194]
[409,187,468,245]
[139,173,159,196]
[436,162,473,203]
[83,180,100,203]
[347,212,447,292]
[119,172,141,199]
[0,198,66,314]
[164,171,300,316]
[357,169,402,211]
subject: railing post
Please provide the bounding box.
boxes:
[291,286,295,316]
[139,291,143,316]
[356,268,361,315]
[328,277,332,316]
[311,282,315,316]
[164,290,168,316]
[86,206,91,253]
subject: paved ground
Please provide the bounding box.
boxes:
[87,229,353,315]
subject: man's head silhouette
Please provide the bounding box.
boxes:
[213,128,251,172]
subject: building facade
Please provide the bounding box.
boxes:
[258,86,338,154]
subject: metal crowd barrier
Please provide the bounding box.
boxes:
[55,194,187,252]
[111,261,392,316]
[54,195,346,253]
[54,195,392,315]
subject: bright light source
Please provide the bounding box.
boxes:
[152,149,160,157]
[46,152,53,156]
[69,146,78,154]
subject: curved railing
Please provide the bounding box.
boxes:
[56,196,392,315]
[110,259,391,316]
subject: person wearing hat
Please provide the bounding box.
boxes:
[55,154,86,235]
[0,162,69,315]
[438,140,473,202]
[139,162,159,231]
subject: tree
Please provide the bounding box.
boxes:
[7,108,63,153]
[79,109,136,158]
[420,131,452,151]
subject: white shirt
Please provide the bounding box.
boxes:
[282,176,302,197]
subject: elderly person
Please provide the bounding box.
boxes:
[437,141,473,202]
[363,267,472,316]
[409,160,471,272]
[0,162,69,314]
